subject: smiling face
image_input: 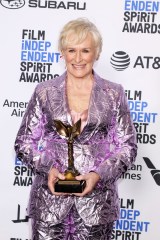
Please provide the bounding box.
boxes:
[62,34,97,80]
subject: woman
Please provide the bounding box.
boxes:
[14,18,137,240]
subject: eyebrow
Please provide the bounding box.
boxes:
[66,47,92,50]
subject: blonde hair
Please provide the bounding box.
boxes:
[58,18,103,59]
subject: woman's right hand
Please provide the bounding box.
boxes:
[48,167,65,196]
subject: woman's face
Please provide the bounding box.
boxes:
[62,34,97,80]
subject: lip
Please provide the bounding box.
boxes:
[72,64,86,69]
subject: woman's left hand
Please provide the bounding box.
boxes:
[73,171,100,197]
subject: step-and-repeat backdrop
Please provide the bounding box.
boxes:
[0,0,160,239]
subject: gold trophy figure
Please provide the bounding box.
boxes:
[54,119,86,193]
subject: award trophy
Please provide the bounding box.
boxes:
[54,119,86,193]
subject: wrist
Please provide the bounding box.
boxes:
[89,171,100,181]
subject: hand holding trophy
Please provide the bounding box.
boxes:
[54,119,86,193]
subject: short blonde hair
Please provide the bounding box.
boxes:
[58,18,103,59]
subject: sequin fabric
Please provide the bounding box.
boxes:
[14,71,137,238]
[32,204,114,239]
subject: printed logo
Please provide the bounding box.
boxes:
[110,51,160,71]
[143,157,160,186]
[0,0,86,10]
[20,29,60,83]
[3,99,28,117]
[0,0,25,9]
[120,163,142,181]
[28,0,86,10]
[110,51,130,71]
[122,0,160,34]
[112,198,150,239]
[12,204,29,223]
[13,157,35,186]
[125,90,157,144]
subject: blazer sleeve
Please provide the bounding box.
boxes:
[94,85,137,185]
[14,85,53,175]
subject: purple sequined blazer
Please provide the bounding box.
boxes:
[14,71,137,225]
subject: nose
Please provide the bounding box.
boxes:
[75,50,82,63]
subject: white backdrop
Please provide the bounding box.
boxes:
[0,0,160,239]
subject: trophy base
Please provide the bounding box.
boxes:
[55,180,86,193]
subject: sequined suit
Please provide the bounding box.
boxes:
[14,71,137,239]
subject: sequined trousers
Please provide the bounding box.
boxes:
[32,204,114,240]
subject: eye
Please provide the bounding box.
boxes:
[68,49,75,53]
[82,49,90,53]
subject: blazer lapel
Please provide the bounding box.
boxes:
[79,73,110,143]
[47,72,70,125]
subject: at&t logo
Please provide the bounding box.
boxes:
[110,51,160,71]
[110,51,130,71]
[0,0,25,9]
